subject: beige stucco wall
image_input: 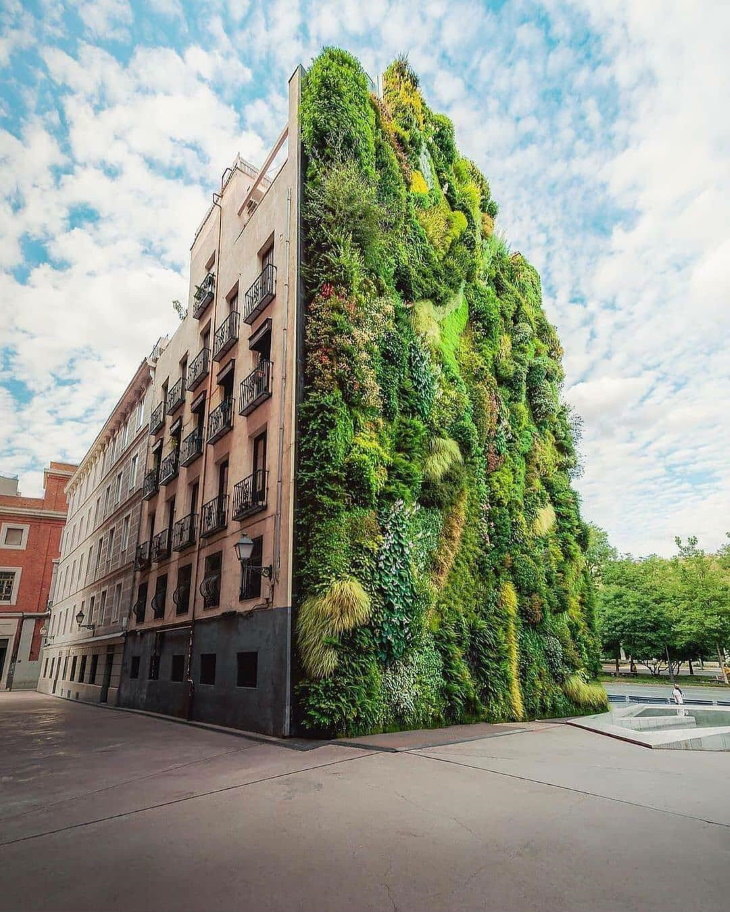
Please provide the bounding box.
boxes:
[130,67,301,636]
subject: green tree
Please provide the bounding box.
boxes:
[672,536,730,683]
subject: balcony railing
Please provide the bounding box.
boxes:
[173,584,191,615]
[199,574,220,609]
[172,512,197,551]
[149,402,164,435]
[239,360,272,416]
[200,494,228,537]
[186,347,210,391]
[151,528,171,563]
[180,428,203,467]
[151,591,166,620]
[132,598,146,624]
[134,541,151,571]
[167,377,185,415]
[142,469,159,500]
[243,264,276,324]
[193,272,215,319]
[232,469,268,520]
[207,397,234,445]
[212,311,240,361]
[159,449,179,485]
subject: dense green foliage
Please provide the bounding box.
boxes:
[597,531,730,679]
[294,50,602,736]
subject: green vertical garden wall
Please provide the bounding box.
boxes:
[294,49,605,736]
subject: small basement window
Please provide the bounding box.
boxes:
[130,656,140,679]
[171,654,185,682]
[236,651,258,688]
[199,653,216,685]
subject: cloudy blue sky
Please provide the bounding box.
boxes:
[1,0,728,556]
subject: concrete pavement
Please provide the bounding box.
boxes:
[1,692,729,912]
[603,680,730,702]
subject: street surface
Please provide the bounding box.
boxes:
[1,692,729,912]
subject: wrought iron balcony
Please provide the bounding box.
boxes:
[173,583,191,615]
[193,272,215,319]
[132,597,146,624]
[186,347,210,391]
[134,541,151,571]
[167,377,185,415]
[172,512,196,551]
[207,397,234,444]
[149,402,164,435]
[232,469,268,520]
[243,264,276,324]
[151,528,171,563]
[180,428,203,467]
[200,494,228,537]
[159,449,179,485]
[199,574,220,609]
[142,469,159,500]
[239,360,272,416]
[151,590,166,620]
[212,311,239,361]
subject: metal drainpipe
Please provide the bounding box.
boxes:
[184,191,224,721]
[272,188,292,588]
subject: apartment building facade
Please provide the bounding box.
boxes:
[0,463,75,689]
[117,68,302,736]
[38,360,154,704]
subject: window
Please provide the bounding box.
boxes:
[115,472,123,504]
[89,595,96,624]
[171,654,185,682]
[201,552,221,608]
[107,528,115,569]
[237,652,258,688]
[79,655,87,683]
[121,515,130,551]
[148,654,160,680]
[199,653,216,685]
[130,656,140,679]
[174,564,192,615]
[70,656,77,682]
[0,569,18,604]
[129,454,138,490]
[262,240,274,270]
[152,574,167,618]
[89,653,98,684]
[95,538,104,575]
[112,583,122,622]
[50,657,55,677]
[104,485,111,516]
[1,524,29,549]
[240,536,263,600]
[63,656,68,679]
[43,657,49,677]
[99,590,107,625]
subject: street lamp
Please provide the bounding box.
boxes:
[233,533,272,578]
[76,609,95,631]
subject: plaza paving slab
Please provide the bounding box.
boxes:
[1,693,729,912]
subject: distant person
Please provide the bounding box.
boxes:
[672,684,685,716]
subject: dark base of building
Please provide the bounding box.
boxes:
[117,606,291,737]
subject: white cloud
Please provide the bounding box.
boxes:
[2,0,728,558]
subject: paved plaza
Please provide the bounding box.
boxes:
[1,692,728,912]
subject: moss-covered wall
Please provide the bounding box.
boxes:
[294,49,604,737]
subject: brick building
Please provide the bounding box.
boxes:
[0,463,76,690]
[38,359,154,704]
